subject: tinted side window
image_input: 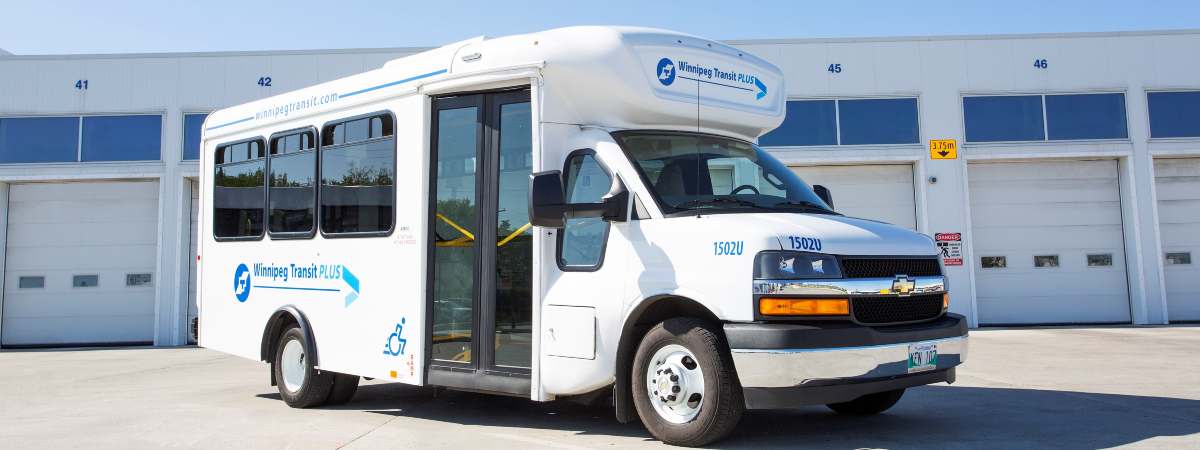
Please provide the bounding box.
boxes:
[964,95,1045,142]
[269,129,317,235]
[0,117,80,163]
[183,113,209,160]
[758,100,837,147]
[1045,93,1127,140]
[1148,91,1200,138]
[81,115,162,162]
[320,113,395,235]
[214,139,266,239]
[838,98,920,145]
[559,153,612,269]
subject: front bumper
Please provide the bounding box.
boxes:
[725,313,968,409]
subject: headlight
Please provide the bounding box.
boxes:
[753,251,842,279]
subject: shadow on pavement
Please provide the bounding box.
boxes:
[289,382,1200,449]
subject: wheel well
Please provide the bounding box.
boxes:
[260,306,319,370]
[613,295,720,423]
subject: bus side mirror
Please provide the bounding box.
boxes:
[529,171,568,228]
[813,185,835,210]
[528,171,629,229]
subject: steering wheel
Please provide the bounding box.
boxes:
[730,184,760,195]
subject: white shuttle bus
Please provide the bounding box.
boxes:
[199,26,967,446]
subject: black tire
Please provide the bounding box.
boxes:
[631,317,744,447]
[273,325,333,408]
[826,388,906,415]
[324,373,360,405]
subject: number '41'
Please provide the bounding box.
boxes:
[75,80,88,89]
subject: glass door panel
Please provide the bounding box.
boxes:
[431,105,479,363]
[492,100,533,369]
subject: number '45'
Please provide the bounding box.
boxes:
[257,77,272,87]
[827,64,842,73]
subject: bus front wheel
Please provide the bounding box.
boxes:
[631,317,744,447]
[273,324,333,408]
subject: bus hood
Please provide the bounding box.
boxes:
[709,213,938,257]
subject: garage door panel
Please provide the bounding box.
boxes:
[970,225,1125,251]
[5,222,158,248]
[9,181,158,201]
[788,164,916,231]
[6,245,156,271]
[8,199,159,225]
[1156,200,1200,224]
[972,202,1122,228]
[967,180,1120,205]
[969,160,1129,325]
[976,294,1131,324]
[2,316,153,346]
[1154,158,1200,321]
[2,182,158,346]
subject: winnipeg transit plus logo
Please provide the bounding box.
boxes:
[231,262,362,307]
[655,57,767,100]
[234,263,251,303]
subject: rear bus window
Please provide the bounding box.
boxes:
[268,128,317,236]
[320,113,396,235]
[214,138,266,239]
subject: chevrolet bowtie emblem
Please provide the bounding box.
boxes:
[892,276,915,295]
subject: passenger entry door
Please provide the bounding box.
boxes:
[427,89,534,394]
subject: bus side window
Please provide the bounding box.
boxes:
[557,151,613,270]
[213,138,267,240]
[319,112,396,236]
[268,128,317,236]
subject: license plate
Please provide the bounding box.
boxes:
[908,342,938,373]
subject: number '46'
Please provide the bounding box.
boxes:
[1034,59,1048,69]
[827,64,842,73]
[257,77,272,87]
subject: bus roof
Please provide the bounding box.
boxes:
[203,26,785,142]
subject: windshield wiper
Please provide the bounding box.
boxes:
[773,201,840,214]
[673,198,769,210]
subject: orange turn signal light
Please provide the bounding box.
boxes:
[760,298,849,316]
[943,293,949,309]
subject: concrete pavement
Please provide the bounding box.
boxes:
[1,325,1197,449]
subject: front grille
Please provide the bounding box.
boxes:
[852,294,944,324]
[840,258,941,278]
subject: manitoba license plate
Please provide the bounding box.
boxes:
[908,342,938,373]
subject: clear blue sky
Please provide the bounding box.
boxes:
[1,0,1197,55]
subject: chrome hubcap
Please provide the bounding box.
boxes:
[281,339,306,393]
[645,344,704,423]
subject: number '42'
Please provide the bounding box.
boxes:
[257,77,272,87]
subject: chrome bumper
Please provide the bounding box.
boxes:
[730,335,968,388]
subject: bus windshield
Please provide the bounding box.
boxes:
[613,131,837,216]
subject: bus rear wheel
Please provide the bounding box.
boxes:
[631,317,744,447]
[273,325,333,408]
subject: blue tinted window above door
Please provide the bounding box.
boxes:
[1148,91,1200,138]
[1045,94,1127,140]
[963,95,1045,142]
[183,113,209,160]
[838,98,920,145]
[758,100,836,147]
[81,115,162,162]
[0,117,80,163]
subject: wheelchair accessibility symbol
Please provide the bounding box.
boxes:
[383,318,407,356]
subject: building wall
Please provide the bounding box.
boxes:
[0,30,1196,346]
[0,47,429,346]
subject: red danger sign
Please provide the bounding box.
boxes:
[936,232,963,266]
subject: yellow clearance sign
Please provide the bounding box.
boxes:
[930,140,957,159]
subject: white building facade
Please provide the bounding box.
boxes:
[1,29,1197,347]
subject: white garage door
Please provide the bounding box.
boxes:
[969,160,1130,325]
[788,164,917,231]
[1,181,159,347]
[1154,158,1200,322]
